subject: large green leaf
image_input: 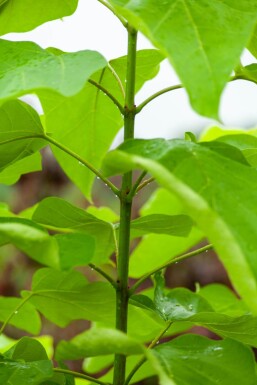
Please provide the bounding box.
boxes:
[33,197,115,265]
[5,337,48,361]
[0,100,45,171]
[0,297,41,334]
[248,24,257,58]
[151,335,256,385]
[129,188,202,277]
[103,138,257,312]
[109,0,257,118]
[55,328,143,360]
[21,268,116,327]
[130,214,193,238]
[0,153,42,185]
[39,49,163,199]
[0,0,78,35]
[0,217,59,267]
[0,39,107,102]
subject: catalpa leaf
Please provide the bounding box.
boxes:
[5,337,48,361]
[103,138,257,312]
[130,214,193,238]
[55,328,143,361]
[0,0,78,35]
[0,39,107,102]
[109,0,257,118]
[151,335,256,385]
[21,268,116,327]
[0,297,41,334]
[0,100,45,171]
[40,49,163,199]
[33,197,115,265]
[0,153,42,185]
[0,217,59,267]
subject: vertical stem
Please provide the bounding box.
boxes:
[113,26,137,385]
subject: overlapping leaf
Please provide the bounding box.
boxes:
[0,0,78,35]
[109,0,257,118]
[33,197,115,264]
[103,138,257,312]
[39,49,163,199]
[151,335,256,385]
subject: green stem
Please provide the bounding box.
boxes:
[127,171,147,200]
[113,26,138,385]
[108,63,126,99]
[97,0,127,28]
[136,84,183,113]
[44,134,120,197]
[53,368,110,385]
[0,293,33,335]
[130,244,213,295]
[88,79,124,113]
[136,176,155,194]
[124,321,173,385]
[88,263,117,288]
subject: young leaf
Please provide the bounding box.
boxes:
[21,268,116,326]
[130,214,193,238]
[0,297,41,334]
[103,138,257,312]
[0,217,59,267]
[0,0,78,35]
[33,197,115,265]
[109,0,257,118]
[150,335,256,385]
[0,39,107,102]
[5,337,48,361]
[55,328,143,360]
[40,49,163,199]
[0,100,45,171]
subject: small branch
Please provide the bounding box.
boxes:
[54,368,110,385]
[124,321,173,385]
[89,263,117,289]
[127,171,147,200]
[97,0,127,28]
[130,244,213,295]
[136,84,183,114]
[0,293,33,335]
[88,79,124,114]
[108,63,126,99]
[44,134,120,197]
[136,176,155,194]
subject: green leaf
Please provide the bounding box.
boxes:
[0,217,59,267]
[0,297,41,334]
[248,24,257,58]
[103,138,257,312]
[0,0,78,35]
[0,100,45,171]
[22,268,116,327]
[40,49,163,199]
[109,0,257,118]
[55,328,143,360]
[1,338,52,385]
[54,233,95,270]
[130,214,193,238]
[0,153,42,185]
[129,188,202,277]
[33,197,115,265]
[151,335,256,385]
[0,39,107,102]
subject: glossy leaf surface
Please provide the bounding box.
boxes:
[103,138,257,312]
[152,334,256,385]
[22,268,116,326]
[0,39,107,102]
[40,50,163,199]
[0,0,78,35]
[56,328,143,360]
[109,0,257,117]
[0,217,58,267]
[33,197,115,264]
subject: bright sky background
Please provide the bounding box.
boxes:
[5,0,257,141]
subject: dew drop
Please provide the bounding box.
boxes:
[14,311,18,314]
[188,304,193,311]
